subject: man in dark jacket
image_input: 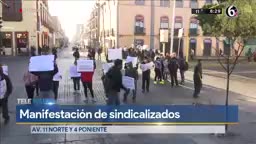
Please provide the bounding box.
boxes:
[141,57,151,93]
[106,59,127,105]
[193,59,202,98]
[73,49,80,60]
[0,65,13,124]
[168,53,179,87]
[178,57,186,84]
[123,62,139,103]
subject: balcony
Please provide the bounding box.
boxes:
[134,27,146,35]
[189,28,199,36]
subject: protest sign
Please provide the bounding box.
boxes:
[2,65,8,75]
[53,72,62,81]
[29,55,54,72]
[122,76,135,90]
[77,60,94,72]
[108,48,122,60]
[126,56,138,67]
[69,65,81,77]
[102,63,114,74]
[140,62,154,72]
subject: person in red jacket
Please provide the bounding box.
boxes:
[81,54,96,102]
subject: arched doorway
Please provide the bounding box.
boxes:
[203,38,212,56]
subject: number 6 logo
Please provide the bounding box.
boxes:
[226,5,238,17]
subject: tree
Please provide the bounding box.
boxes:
[196,0,256,132]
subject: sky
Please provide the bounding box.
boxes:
[48,1,94,40]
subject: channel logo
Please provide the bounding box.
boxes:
[226,5,238,18]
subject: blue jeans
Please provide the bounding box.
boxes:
[107,91,120,106]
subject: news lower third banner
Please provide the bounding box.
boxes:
[16,105,238,124]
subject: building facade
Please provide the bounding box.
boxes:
[0,0,59,56]
[97,0,247,57]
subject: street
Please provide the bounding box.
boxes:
[1,47,256,144]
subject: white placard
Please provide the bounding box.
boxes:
[29,55,54,72]
[69,65,81,77]
[140,62,154,72]
[108,49,122,60]
[160,29,169,42]
[102,63,114,74]
[77,60,94,72]
[122,76,135,90]
[142,45,149,50]
[2,66,8,75]
[178,28,184,38]
[126,56,138,67]
[53,72,62,81]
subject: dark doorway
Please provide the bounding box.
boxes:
[160,42,170,55]
[172,38,183,56]
[203,39,212,56]
[189,38,196,55]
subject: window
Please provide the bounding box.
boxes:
[2,0,22,21]
[174,16,182,29]
[135,0,145,5]
[205,0,212,4]
[176,0,183,8]
[160,0,170,7]
[190,0,198,8]
[160,16,169,29]
[135,15,145,34]
[190,18,198,29]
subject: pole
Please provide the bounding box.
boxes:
[150,0,155,50]
[185,36,189,62]
[170,0,176,54]
[178,37,181,57]
[163,43,165,55]
[225,55,230,132]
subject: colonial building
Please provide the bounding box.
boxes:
[96,0,252,57]
[0,0,56,55]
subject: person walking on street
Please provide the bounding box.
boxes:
[141,57,151,93]
[154,57,164,84]
[193,59,202,98]
[123,62,139,103]
[168,53,179,87]
[30,46,36,56]
[73,48,80,61]
[52,62,61,100]
[70,60,81,92]
[105,59,127,105]
[80,54,96,102]
[52,47,58,60]
[23,69,38,99]
[97,47,102,60]
[0,65,13,124]
[178,57,188,85]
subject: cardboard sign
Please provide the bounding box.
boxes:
[140,62,154,72]
[69,65,81,77]
[77,60,94,72]
[102,63,114,74]
[29,55,54,72]
[53,72,62,81]
[126,56,138,67]
[2,65,8,75]
[122,76,135,90]
[108,48,122,60]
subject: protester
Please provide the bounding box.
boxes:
[154,57,164,84]
[141,57,151,93]
[123,62,139,103]
[70,60,81,92]
[80,54,96,102]
[23,68,38,99]
[73,48,80,61]
[193,59,202,98]
[105,59,127,105]
[97,47,102,60]
[30,46,36,56]
[38,46,42,55]
[168,53,179,87]
[178,57,188,85]
[163,56,170,80]
[32,51,58,99]
[52,62,61,100]
[52,47,58,60]
[0,65,13,124]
